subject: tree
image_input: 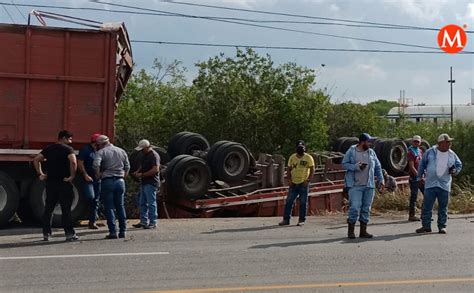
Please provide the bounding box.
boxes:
[367,99,399,116]
[190,48,330,155]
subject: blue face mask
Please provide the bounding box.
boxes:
[409,146,420,156]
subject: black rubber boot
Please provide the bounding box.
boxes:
[359,222,373,238]
[348,222,356,239]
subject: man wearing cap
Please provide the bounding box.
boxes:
[78,133,102,229]
[279,140,315,226]
[93,135,130,239]
[132,139,160,229]
[342,133,384,239]
[416,134,462,234]
[407,135,424,221]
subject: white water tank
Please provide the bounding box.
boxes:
[387,105,474,123]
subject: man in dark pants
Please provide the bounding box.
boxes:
[279,140,315,226]
[132,139,160,229]
[93,135,130,239]
[33,130,79,242]
[78,133,102,229]
[407,135,424,221]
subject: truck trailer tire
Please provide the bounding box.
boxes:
[168,155,210,198]
[381,139,408,176]
[332,137,349,153]
[339,137,358,154]
[0,171,20,227]
[29,178,88,227]
[168,132,210,158]
[211,142,250,183]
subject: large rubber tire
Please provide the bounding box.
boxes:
[373,139,386,159]
[332,137,349,153]
[0,171,20,227]
[168,132,209,158]
[340,137,358,154]
[167,131,191,157]
[211,142,250,183]
[420,139,431,152]
[169,155,211,198]
[381,139,408,176]
[207,141,232,163]
[29,178,88,227]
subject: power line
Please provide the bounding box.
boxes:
[168,1,455,32]
[92,1,440,51]
[131,40,474,54]
[1,4,15,23]
[11,0,27,22]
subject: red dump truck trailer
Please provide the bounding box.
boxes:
[0,22,133,226]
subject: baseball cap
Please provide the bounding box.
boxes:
[96,135,109,145]
[91,133,102,142]
[135,139,151,151]
[437,133,453,142]
[412,135,422,142]
[359,133,374,142]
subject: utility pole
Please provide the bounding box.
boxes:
[448,66,455,125]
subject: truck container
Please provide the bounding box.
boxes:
[0,22,133,226]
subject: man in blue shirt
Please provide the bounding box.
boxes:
[416,134,462,234]
[342,133,384,239]
[78,133,101,229]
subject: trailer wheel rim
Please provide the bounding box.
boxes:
[391,145,405,167]
[0,186,6,211]
[224,152,245,176]
[184,168,202,189]
[41,185,80,215]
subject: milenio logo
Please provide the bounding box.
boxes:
[438,24,467,54]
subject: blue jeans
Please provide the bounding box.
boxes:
[283,184,309,222]
[422,187,449,229]
[409,177,424,210]
[347,186,375,224]
[82,180,101,222]
[101,178,127,235]
[139,184,158,225]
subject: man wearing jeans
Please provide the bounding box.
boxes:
[132,139,160,229]
[407,135,424,221]
[77,133,102,229]
[93,135,130,239]
[416,134,462,234]
[279,140,315,227]
[33,130,79,242]
[342,133,384,239]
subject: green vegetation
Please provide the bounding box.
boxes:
[116,49,474,185]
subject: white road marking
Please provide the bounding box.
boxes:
[0,252,170,260]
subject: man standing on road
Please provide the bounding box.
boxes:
[93,135,130,239]
[33,130,79,242]
[132,139,160,229]
[78,133,102,229]
[407,135,424,221]
[416,134,462,234]
[279,140,315,227]
[342,133,384,239]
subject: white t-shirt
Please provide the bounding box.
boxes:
[436,150,449,177]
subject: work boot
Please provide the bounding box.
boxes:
[278,220,290,226]
[408,209,420,221]
[416,226,432,233]
[359,222,373,238]
[347,222,356,239]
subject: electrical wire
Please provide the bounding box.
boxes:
[131,40,474,54]
[92,1,441,51]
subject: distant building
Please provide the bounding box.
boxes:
[387,104,474,123]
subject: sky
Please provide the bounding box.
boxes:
[1,0,473,105]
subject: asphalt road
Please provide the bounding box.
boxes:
[0,213,473,293]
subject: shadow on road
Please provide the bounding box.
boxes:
[326,219,411,230]
[202,225,285,234]
[249,232,437,249]
[0,237,106,249]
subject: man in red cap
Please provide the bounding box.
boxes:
[78,133,102,229]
